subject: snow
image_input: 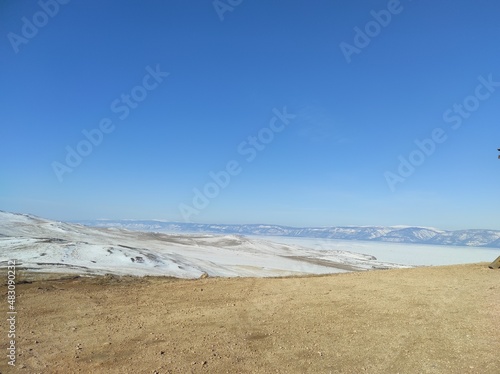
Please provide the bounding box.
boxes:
[255,236,500,267]
[2,211,497,279]
[0,234,352,278]
[1,211,406,278]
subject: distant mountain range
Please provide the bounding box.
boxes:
[75,220,500,249]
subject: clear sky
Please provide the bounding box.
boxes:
[1,0,500,230]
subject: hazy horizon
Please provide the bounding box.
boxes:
[3,209,499,233]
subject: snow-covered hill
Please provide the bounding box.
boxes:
[75,219,500,248]
[0,211,409,278]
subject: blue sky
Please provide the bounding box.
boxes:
[1,0,500,230]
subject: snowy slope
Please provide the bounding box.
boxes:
[0,211,409,278]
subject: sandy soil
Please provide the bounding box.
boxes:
[1,264,499,373]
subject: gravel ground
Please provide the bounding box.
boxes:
[1,263,499,373]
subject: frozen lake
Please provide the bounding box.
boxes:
[252,236,500,267]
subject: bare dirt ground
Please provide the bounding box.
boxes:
[1,264,499,374]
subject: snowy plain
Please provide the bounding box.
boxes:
[0,211,409,278]
[1,211,498,279]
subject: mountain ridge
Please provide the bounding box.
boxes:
[74,219,500,248]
